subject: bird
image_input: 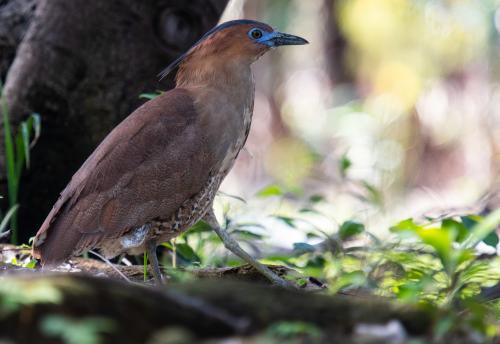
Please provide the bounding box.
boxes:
[31,19,308,287]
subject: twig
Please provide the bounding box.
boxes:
[204,210,297,290]
[88,250,131,283]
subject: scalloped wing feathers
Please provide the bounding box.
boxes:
[32,88,216,265]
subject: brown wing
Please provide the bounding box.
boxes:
[32,88,217,265]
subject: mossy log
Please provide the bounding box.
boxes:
[0,273,434,343]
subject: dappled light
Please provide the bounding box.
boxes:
[0,0,498,343]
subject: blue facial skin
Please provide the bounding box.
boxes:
[250,29,309,47]
[256,31,280,47]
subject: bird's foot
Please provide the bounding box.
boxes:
[203,211,297,290]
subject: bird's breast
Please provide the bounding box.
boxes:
[216,86,254,176]
[191,77,255,176]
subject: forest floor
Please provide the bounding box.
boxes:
[0,243,482,344]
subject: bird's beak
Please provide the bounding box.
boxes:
[257,31,309,47]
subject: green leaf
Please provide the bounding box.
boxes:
[306,231,322,239]
[339,221,365,240]
[434,315,454,339]
[339,153,352,177]
[188,220,212,234]
[266,321,322,340]
[1,88,20,244]
[256,185,283,197]
[273,215,296,228]
[19,122,30,168]
[230,229,264,240]
[454,249,474,267]
[262,255,291,263]
[482,231,499,248]
[461,207,500,249]
[1,90,17,205]
[304,255,326,269]
[395,277,432,303]
[23,259,37,269]
[160,242,173,251]
[441,219,468,243]
[334,270,366,290]
[0,204,19,233]
[14,130,26,178]
[29,113,41,148]
[139,92,161,100]
[309,194,324,203]
[175,243,201,263]
[299,207,318,214]
[461,215,481,230]
[362,181,383,206]
[41,315,116,344]
[390,218,420,232]
[415,227,453,272]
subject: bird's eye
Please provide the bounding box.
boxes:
[249,28,263,40]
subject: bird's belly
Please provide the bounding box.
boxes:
[97,174,220,257]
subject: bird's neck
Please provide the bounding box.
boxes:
[175,57,255,172]
[175,57,255,118]
[175,57,253,90]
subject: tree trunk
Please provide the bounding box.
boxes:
[0,0,36,79]
[322,0,349,85]
[0,0,228,242]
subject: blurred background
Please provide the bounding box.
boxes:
[0,2,497,341]
[211,0,500,247]
[1,0,498,249]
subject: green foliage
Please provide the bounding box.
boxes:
[41,315,116,344]
[339,220,365,240]
[161,184,499,341]
[174,243,201,264]
[8,256,38,269]
[0,280,62,317]
[264,321,323,342]
[0,204,18,233]
[257,184,284,197]
[0,82,41,244]
[138,91,162,100]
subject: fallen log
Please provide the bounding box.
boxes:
[0,273,434,343]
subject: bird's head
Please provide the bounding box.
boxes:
[159,19,308,84]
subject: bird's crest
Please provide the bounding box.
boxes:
[158,19,270,81]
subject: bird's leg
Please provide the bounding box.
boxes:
[146,240,165,285]
[203,210,296,289]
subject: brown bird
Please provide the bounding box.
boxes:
[32,19,308,286]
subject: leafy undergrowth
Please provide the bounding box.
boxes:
[167,194,500,343]
[2,186,498,343]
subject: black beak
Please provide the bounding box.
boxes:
[268,32,309,47]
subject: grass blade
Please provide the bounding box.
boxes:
[1,83,19,243]
[0,204,19,233]
[461,207,500,249]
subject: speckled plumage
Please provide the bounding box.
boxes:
[31,19,307,270]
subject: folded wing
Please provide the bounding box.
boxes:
[32,88,216,265]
